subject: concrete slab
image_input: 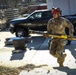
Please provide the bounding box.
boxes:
[19,38,76,75]
[0,32,46,67]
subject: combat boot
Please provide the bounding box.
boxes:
[57,54,67,67]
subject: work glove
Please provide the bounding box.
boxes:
[68,34,73,40]
[68,34,73,37]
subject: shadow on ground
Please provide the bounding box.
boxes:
[54,67,76,75]
[10,50,26,60]
[65,44,76,59]
[5,36,76,60]
[5,36,48,50]
[27,36,48,50]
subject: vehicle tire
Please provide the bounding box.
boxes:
[15,28,28,37]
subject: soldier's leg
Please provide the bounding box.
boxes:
[49,39,67,67]
[66,40,71,45]
[56,39,67,67]
[57,54,67,67]
[49,39,58,58]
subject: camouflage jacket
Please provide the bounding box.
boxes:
[47,17,74,37]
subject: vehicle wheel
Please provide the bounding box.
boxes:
[15,28,28,37]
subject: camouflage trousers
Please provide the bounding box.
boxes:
[49,38,66,65]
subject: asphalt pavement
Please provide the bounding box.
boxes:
[0,31,76,75]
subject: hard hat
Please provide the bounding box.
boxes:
[51,7,62,14]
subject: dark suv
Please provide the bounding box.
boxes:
[9,9,52,37]
[9,9,76,37]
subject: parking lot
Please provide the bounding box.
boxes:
[0,30,76,75]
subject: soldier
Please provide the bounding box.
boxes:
[47,7,74,67]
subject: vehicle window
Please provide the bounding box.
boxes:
[29,12,42,19]
[42,11,52,18]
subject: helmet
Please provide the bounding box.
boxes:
[51,7,62,14]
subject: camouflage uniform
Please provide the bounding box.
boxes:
[47,17,74,66]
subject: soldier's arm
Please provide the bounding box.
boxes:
[47,20,52,34]
[43,20,52,38]
[64,19,74,37]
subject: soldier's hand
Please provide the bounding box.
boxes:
[68,35,73,40]
[43,34,49,38]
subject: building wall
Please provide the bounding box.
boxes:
[47,0,53,9]
[47,0,76,15]
[69,0,76,15]
[53,0,70,15]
